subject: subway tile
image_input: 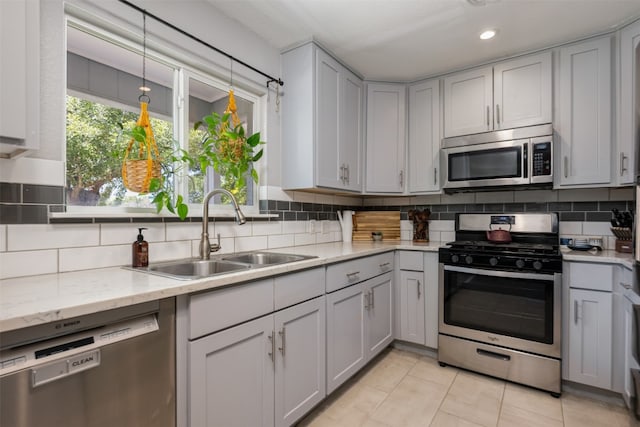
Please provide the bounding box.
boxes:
[582,221,614,236]
[7,224,100,251]
[586,212,613,222]
[401,229,413,240]
[93,217,131,223]
[440,212,455,220]
[259,200,268,211]
[609,187,634,201]
[49,216,94,224]
[165,222,201,241]
[599,201,628,212]
[524,203,548,212]
[572,202,598,211]
[316,232,335,244]
[0,204,48,224]
[0,250,58,279]
[513,189,557,203]
[441,231,455,242]
[429,230,442,242]
[132,217,163,223]
[276,201,290,210]
[192,237,234,255]
[560,212,585,221]
[214,222,252,238]
[48,205,66,213]
[430,220,455,232]
[548,202,572,211]
[431,204,447,213]
[441,192,475,204]
[475,191,514,203]
[448,204,466,213]
[293,211,307,221]
[504,203,525,212]
[268,234,295,249]
[149,241,192,262]
[59,244,131,272]
[290,201,302,211]
[23,184,64,204]
[484,203,505,212]
[0,183,21,203]
[559,221,582,235]
[412,195,441,205]
[294,233,316,246]
[235,236,268,252]
[0,225,5,251]
[465,204,484,212]
[268,200,277,210]
[100,223,165,245]
[558,188,609,201]
[252,221,282,236]
[268,211,284,221]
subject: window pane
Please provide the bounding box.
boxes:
[188,77,255,206]
[66,25,175,207]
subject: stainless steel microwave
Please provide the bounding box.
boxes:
[442,124,553,192]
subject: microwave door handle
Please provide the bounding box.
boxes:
[523,142,528,179]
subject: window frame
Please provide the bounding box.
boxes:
[63,16,265,217]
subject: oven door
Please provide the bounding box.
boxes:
[439,264,561,358]
[443,139,529,190]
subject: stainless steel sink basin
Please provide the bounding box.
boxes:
[145,259,250,280]
[222,252,316,265]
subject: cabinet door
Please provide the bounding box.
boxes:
[443,67,493,137]
[274,297,326,427]
[189,315,275,427]
[618,20,640,185]
[558,37,612,186]
[494,52,551,130]
[366,272,394,359]
[398,270,425,345]
[340,70,364,191]
[365,83,406,193]
[623,294,635,406]
[424,253,439,349]
[568,288,612,389]
[315,49,341,189]
[326,283,366,394]
[408,80,441,193]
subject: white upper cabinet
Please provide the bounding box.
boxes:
[281,42,363,192]
[618,20,640,186]
[444,66,493,137]
[557,37,612,187]
[443,52,552,138]
[0,0,39,158]
[408,79,441,193]
[365,83,406,193]
[494,53,552,130]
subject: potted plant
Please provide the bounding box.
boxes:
[126,110,264,220]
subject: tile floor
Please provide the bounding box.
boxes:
[297,348,631,427]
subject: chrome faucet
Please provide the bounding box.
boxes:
[199,188,247,260]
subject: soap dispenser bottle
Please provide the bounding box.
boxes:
[132,227,149,267]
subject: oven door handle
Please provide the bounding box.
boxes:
[443,264,555,281]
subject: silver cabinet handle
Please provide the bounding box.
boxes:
[339,164,345,184]
[574,300,578,325]
[622,282,632,290]
[364,291,370,310]
[346,164,350,184]
[620,153,628,176]
[370,289,374,309]
[268,332,275,364]
[417,280,422,299]
[496,104,500,126]
[434,167,437,185]
[486,106,490,128]
[346,271,360,280]
[379,262,390,270]
[564,156,569,179]
[399,170,404,187]
[278,327,286,356]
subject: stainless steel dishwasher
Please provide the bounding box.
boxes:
[0,298,175,427]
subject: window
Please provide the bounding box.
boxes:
[65,21,260,214]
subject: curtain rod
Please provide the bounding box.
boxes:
[117,0,284,87]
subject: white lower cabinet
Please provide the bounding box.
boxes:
[326,271,394,393]
[398,270,426,345]
[567,288,613,389]
[189,296,325,427]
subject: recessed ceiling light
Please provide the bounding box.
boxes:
[480,29,497,40]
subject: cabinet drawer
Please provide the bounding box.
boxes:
[189,278,274,339]
[326,252,394,292]
[399,251,423,271]
[274,267,325,310]
[568,262,614,292]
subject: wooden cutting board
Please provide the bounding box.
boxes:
[352,211,401,241]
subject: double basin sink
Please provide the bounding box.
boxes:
[137,252,317,280]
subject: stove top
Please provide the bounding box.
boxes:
[446,240,560,256]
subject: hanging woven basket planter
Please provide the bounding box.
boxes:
[122,98,162,193]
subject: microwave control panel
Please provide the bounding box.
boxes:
[532,142,552,176]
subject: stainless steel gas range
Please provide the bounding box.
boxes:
[438,212,562,396]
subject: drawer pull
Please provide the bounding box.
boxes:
[417,280,421,299]
[278,327,286,357]
[574,300,579,325]
[379,262,391,270]
[268,332,275,364]
[346,271,360,279]
[477,348,510,361]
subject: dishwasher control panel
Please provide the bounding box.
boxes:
[0,314,158,379]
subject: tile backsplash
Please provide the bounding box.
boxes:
[0,185,634,279]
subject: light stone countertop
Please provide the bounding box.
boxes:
[0,241,441,333]
[1,240,633,333]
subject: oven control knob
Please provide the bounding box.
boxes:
[451,254,459,263]
[516,259,526,269]
[465,255,473,265]
[533,260,543,270]
[489,257,499,267]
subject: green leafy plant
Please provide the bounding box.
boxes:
[123,111,265,221]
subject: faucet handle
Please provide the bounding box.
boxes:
[210,233,222,253]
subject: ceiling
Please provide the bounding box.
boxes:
[205,0,640,82]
